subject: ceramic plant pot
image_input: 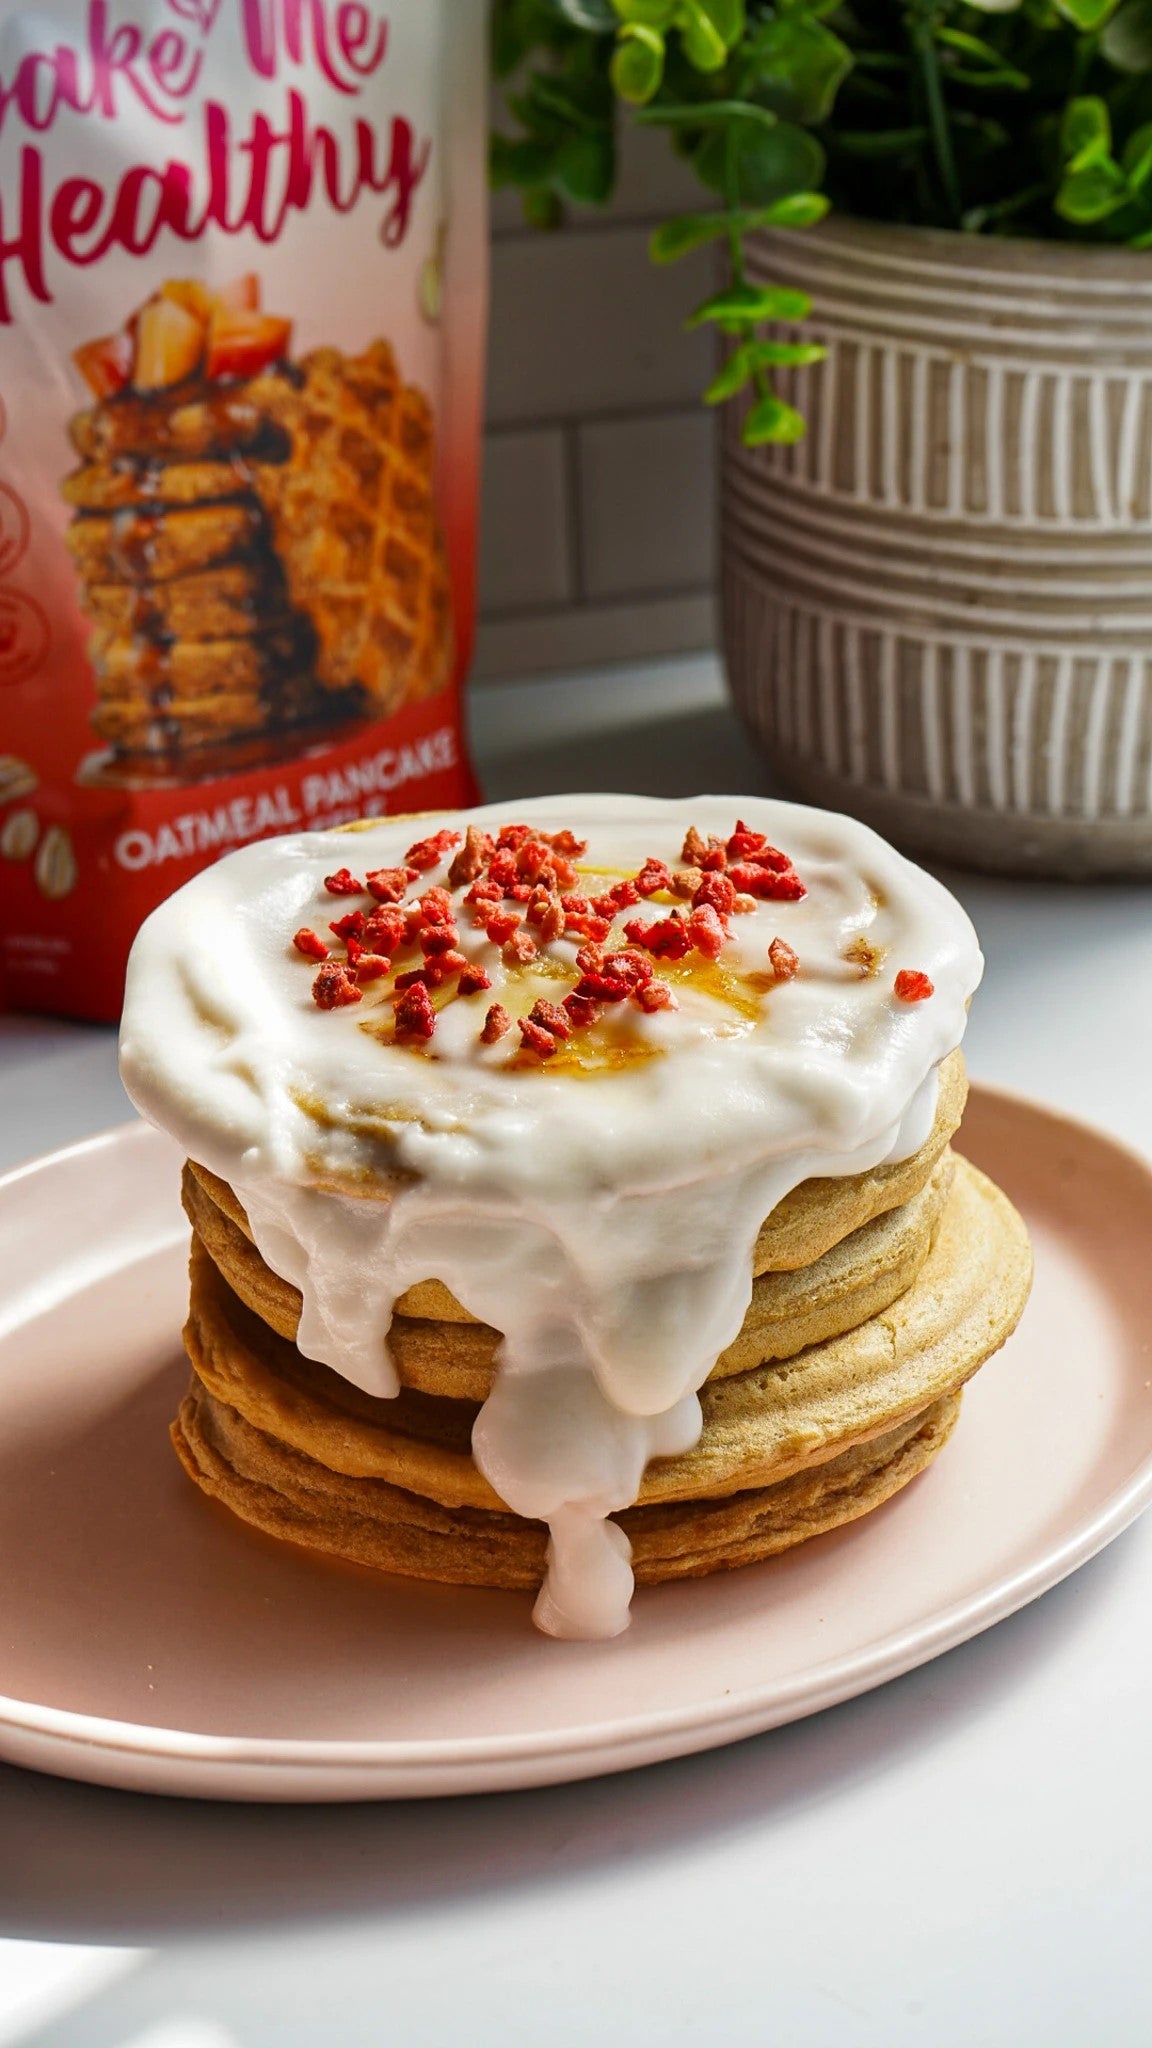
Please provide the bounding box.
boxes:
[722,216,1152,877]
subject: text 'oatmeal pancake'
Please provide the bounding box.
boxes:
[119,795,1033,1640]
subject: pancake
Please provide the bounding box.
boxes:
[182,1152,956,1399]
[91,626,312,699]
[174,1377,961,1589]
[83,563,295,641]
[120,793,1015,1637]
[93,675,328,752]
[68,382,291,464]
[66,502,264,585]
[63,457,279,513]
[179,1155,1031,1522]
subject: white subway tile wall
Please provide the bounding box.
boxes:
[475,122,718,680]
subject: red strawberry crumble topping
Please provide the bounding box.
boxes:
[294,815,808,1054]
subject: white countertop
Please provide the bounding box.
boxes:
[2,655,1151,2048]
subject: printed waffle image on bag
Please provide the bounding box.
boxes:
[65,280,453,777]
[0,0,487,1022]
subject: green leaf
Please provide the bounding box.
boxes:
[649,210,737,259]
[694,0,745,49]
[611,0,676,23]
[632,97,778,128]
[554,129,617,202]
[1122,121,1152,187]
[490,132,554,189]
[611,23,665,101]
[1054,0,1120,26]
[739,14,853,124]
[1102,0,1152,70]
[677,0,728,71]
[649,192,827,260]
[743,338,828,365]
[761,190,831,227]
[1056,160,1129,220]
[742,392,806,444]
[686,281,812,327]
[1061,96,1112,167]
[704,345,758,402]
[695,117,825,206]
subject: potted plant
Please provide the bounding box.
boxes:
[492,0,1152,876]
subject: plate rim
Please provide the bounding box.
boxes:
[2,1085,1150,1790]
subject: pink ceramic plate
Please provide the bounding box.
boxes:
[1,1088,1150,1803]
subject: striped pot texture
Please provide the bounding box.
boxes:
[722,217,1152,876]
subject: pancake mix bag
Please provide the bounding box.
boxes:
[0,0,486,1019]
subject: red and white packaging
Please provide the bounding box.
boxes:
[0,0,487,1020]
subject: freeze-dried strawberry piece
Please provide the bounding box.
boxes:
[518,1016,559,1058]
[395,982,437,1038]
[894,969,934,1003]
[323,867,363,896]
[481,1003,512,1043]
[393,966,438,990]
[563,912,613,943]
[421,924,461,956]
[516,839,553,884]
[543,829,587,857]
[433,951,470,978]
[458,964,493,995]
[365,908,406,954]
[365,866,412,904]
[692,871,736,918]
[590,879,641,917]
[485,909,521,945]
[636,979,677,1012]
[465,877,502,906]
[528,998,572,1040]
[608,947,653,987]
[726,821,768,860]
[345,936,365,966]
[623,913,691,961]
[293,928,328,960]
[727,862,806,902]
[504,929,538,965]
[406,829,462,871]
[329,910,366,943]
[768,937,799,981]
[635,858,673,897]
[487,849,519,891]
[355,954,391,984]
[549,854,578,890]
[563,992,602,1030]
[448,826,495,888]
[496,824,532,851]
[682,826,727,871]
[562,893,593,915]
[688,903,726,960]
[417,886,454,926]
[506,881,534,902]
[312,962,362,1008]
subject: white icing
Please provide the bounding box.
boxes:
[119,794,983,1638]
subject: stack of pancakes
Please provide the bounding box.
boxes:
[64,341,452,769]
[173,1050,1033,1589]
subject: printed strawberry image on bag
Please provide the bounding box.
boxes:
[0,1,487,1020]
